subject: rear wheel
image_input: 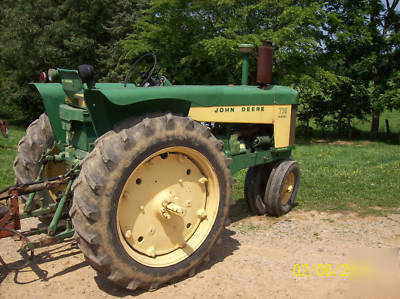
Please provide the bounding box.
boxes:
[14,113,67,206]
[70,114,231,290]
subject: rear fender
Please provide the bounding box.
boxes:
[84,89,191,136]
[30,83,66,147]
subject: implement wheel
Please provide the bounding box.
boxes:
[264,159,300,217]
[14,113,67,205]
[71,114,231,290]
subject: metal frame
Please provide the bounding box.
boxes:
[0,150,76,268]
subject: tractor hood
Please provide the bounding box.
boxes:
[86,84,298,107]
[31,82,298,140]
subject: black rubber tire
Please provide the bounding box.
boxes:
[70,114,232,291]
[264,159,300,217]
[13,113,55,206]
[244,164,274,215]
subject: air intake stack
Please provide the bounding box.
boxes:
[238,44,254,85]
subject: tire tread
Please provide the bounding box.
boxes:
[71,115,232,290]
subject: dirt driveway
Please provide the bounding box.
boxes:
[1,201,399,298]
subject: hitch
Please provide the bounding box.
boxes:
[0,175,72,237]
[0,151,79,270]
[0,189,21,238]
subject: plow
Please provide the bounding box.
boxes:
[0,42,300,290]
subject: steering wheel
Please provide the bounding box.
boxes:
[124,52,157,87]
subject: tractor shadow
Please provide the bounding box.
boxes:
[94,200,268,296]
[0,238,85,285]
[229,199,253,223]
[229,198,299,224]
[94,228,240,297]
[0,201,256,295]
[1,199,298,294]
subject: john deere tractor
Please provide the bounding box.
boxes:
[0,42,299,290]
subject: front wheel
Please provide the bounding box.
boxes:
[70,114,231,290]
[244,164,274,215]
[264,159,300,217]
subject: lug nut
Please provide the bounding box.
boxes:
[198,177,208,184]
[197,209,207,220]
[146,246,156,257]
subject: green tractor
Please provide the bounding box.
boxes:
[1,42,299,290]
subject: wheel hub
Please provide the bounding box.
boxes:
[117,147,219,266]
[161,199,186,219]
[281,172,295,204]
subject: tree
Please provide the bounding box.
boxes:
[96,0,147,81]
[0,0,118,120]
[323,0,400,138]
[121,0,358,134]
[121,0,325,83]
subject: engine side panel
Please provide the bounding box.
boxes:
[189,104,297,148]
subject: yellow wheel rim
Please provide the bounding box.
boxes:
[281,172,295,205]
[117,146,220,267]
[44,145,67,202]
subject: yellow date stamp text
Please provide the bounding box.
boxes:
[293,263,372,278]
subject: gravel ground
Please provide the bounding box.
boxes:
[1,202,399,298]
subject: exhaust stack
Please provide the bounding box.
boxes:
[257,41,274,86]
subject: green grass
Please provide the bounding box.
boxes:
[0,125,25,188]
[233,140,400,215]
[1,124,399,215]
